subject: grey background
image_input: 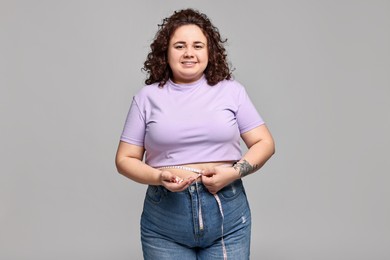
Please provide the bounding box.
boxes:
[1,0,389,259]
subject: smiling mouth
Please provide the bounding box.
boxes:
[181,61,197,65]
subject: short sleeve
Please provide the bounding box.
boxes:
[236,85,265,134]
[120,97,146,146]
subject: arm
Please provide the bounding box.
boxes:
[234,124,275,177]
[115,141,195,191]
[202,124,275,193]
[115,141,160,185]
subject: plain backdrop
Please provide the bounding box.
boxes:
[1,0,389,259]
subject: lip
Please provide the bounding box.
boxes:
[181,61,197,68]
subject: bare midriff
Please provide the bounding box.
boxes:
[159,161,235,181]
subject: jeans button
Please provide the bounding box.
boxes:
[190,186,195,192]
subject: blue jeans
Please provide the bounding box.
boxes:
[141,179,251,259]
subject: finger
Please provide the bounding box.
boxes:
[201,175,214,187]
[203,183,217,194]
[201,169,215,177]
[172,176,184,184]
[160,170,174,181]
[186,176,197,184]
[162,172,183,184]
[166,178,193,192]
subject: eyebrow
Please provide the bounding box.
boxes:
[173,41,206,45]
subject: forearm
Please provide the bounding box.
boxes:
[116,157,162,186]
[234,139,275,178]
[201,138,274,194]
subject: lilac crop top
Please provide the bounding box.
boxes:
[120,75,264,167]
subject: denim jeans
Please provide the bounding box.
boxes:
[141,179,251,260]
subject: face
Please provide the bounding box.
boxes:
[168,24,208,84]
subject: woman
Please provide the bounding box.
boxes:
[116,8,275,260]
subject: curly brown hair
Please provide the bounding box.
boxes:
[143,8,232,87]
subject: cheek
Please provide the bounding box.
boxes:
[167,49,178,63]
[199,51,208,63]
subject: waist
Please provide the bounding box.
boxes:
[158,161,234,182]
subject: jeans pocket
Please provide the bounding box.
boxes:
[145,185,165,204]
[218,179,243,201]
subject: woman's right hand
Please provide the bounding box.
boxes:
[159,170,195,192]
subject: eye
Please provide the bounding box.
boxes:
[174,44,185,49]
[194,45,204,49]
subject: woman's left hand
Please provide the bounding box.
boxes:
[201,166,239,194]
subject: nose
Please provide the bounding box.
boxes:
[184,47,194,57]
